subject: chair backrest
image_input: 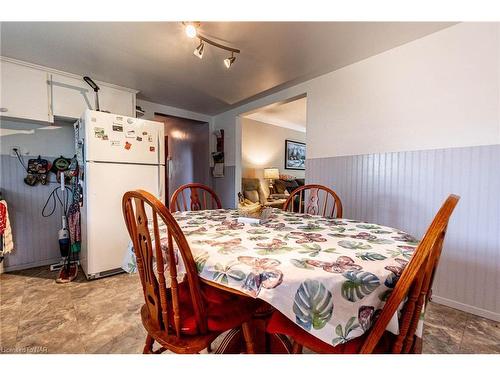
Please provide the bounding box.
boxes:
[170,183,222,212]
[360,194,460,353]
[282,184,343,218]
[122,189,208,337]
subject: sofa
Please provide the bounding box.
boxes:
[273,177,305,195]
[240,176,305,209]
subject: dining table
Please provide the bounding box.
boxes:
[124,207,422,353]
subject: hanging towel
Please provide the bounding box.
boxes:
[68,202,81,253]
[0,201,14,254]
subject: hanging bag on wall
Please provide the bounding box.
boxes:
[50,156,72,184]
[24,156,49,186]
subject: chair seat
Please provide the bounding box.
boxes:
[266,310,395,354]
[171,281,259,335]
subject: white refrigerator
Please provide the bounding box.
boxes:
[75,109,165,279]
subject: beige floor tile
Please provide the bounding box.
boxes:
[2,266,498,354]
[459,315,500,354]
[421,302,468,354]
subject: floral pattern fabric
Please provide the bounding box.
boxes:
[125,208,421,347]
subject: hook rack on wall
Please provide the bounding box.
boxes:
[212,129,224,178]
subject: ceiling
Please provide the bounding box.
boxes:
[0,22,454,115]
[244,97,307,132]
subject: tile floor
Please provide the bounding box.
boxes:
[1,266,499,354]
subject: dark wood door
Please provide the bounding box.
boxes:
[155,114,210,205]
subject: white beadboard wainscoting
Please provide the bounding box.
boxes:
[306,144,500,321]
[1,155,63,271]
[213,166,236,209]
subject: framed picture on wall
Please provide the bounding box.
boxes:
[285,140,306,170]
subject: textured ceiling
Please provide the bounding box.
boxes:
[0,22,455,115]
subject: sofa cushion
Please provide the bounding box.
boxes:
[244,190,260,203]
[274,180,287,194]
[295,178,305,187]
[242,178,261,191]
[282,179,299,192]
[242,178,267,203]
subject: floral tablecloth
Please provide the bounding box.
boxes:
[123,208,422,347]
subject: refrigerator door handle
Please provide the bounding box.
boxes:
[158,165,163,202]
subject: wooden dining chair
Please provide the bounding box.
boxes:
[170,183,222,212]
[268,194,460,354]
[282,184,343,218]
[123,189,258,354]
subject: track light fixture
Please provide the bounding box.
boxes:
[224,52,236,69]
[193,39,204,59]
[182,22,240,68]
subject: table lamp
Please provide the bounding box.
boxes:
[264,168,280,195]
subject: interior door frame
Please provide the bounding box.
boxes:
[164,134,169,207]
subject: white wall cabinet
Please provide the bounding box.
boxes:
[50,74,136,119]
[1,58,137,123]
[50,74,94,119]
[98,85,135,118]
[0,60,51,123]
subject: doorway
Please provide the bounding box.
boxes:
[238,95,307,208]
[154,113,210,206]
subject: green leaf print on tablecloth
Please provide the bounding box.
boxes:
[209,238,248,254]
[293,279,334,331]
[329,226,346,233]
[254,239,295,255]
[290,258,315,270]
[194,251,209,272]
[296,223,325,232]
[355,252,388,261]
[207,230,240,239]
[367,238,394,245]
[386,245,416,259]
[338,240,372,250]
[248,236,270,241]
[298,243,338,257]
[341,270,381,302]
[212,261,246,284]
[246,228,271,235]
[370,229,392,234]
[356,224,381,230]
[332,316,360,346]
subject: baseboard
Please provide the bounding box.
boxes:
[2,257,62,273]
[431,295,500,322]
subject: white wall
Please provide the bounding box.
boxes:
[306,22,500,158]
[213,22,500,319]
[242,118,305,179]
[0,119,75,157]
[137,99,212,124]
[214,22,500,164]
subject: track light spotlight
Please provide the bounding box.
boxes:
[224,52,236,69]
[184,23,197,39]
[193,40,204,59]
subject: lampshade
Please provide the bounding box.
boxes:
[264,168,280,180]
